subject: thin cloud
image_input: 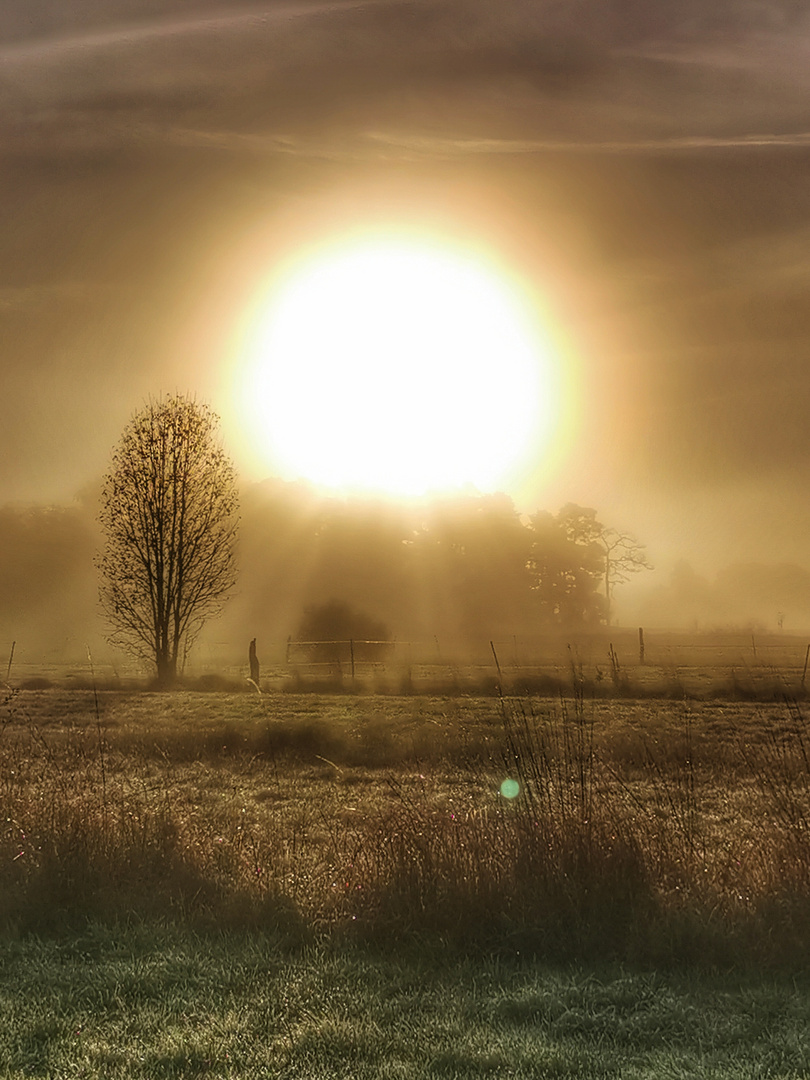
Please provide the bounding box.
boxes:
[2,0,810,586]
[3,0,808,161]
[0,1,378,57]
[364,130,810,157]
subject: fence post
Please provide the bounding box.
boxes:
[802,644,810,689]
[608,642,621,687]
[638,627,645,665]
[350,639,355,680]
[490,640,503,688]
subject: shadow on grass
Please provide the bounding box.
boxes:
[2,684,810,974]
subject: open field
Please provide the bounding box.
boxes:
[2,687,809,963]
[8,629,810,700]
[2,925,809,1079]
[2,686,810,1076]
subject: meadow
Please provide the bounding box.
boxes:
[2,680,810,1077]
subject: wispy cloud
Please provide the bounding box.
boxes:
[364,130,810,157]
[3,0,810,561]
[0,1,378,58]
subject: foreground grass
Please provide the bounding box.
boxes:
[1,689,809,969]
[1,923,809,1079]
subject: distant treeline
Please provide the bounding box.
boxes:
[228,484,625,653]
[1,480,809,664]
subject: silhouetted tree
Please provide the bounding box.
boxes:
[97,396,238,686]
[295,599,393,664]
[304,500,415,628]
[528,506,604,627]
[529,504,651,627]
[416,494,533,644]
[596,527,652,626]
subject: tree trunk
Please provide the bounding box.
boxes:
[155,653,177,688]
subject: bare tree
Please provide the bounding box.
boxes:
[97,396,239,686]
[597,528,652,627]
[548,505,652,627]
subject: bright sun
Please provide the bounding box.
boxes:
[236,236,561,498]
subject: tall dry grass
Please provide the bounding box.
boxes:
[0,684,809,968]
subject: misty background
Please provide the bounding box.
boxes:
[2,0,810,666]
[3,482,810,674]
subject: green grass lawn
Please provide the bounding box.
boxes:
[2,924,809,1079]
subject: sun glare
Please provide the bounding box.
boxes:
[235,236,563,499]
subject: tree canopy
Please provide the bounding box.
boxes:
[232,488,650,649]
[294,599,393,665]
[97,396,238,685]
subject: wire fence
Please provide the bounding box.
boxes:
[4,628,810,694]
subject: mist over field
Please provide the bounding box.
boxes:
[5,13,810,1067]
[2,0,810,666]
[2,480,810,676]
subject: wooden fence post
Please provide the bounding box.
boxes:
[490,641,503,687]
[638,627,645,665]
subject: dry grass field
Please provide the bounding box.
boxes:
[2,684,810,1077]
[2,683,809,968]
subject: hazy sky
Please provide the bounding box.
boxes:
[3,0,810,580]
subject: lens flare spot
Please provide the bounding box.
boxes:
[500,778,520,800]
